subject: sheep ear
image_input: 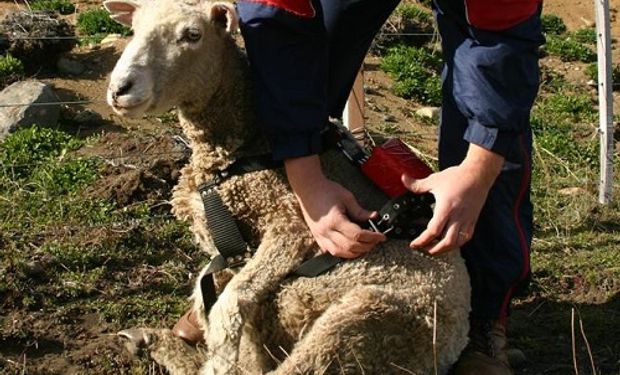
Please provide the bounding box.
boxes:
[104,0,140,27]
[209,2,238,33]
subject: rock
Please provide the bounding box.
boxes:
[0,80,60,141]
[382,114,397,123]
[558,187,587,196]
[56,57,86,75]
[23,261,45,277]
[507,348,528,369]
[73,108,102,124]
[101,34,123,45]
[415,106,440,120]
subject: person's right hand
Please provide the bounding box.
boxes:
[285,155,386,259]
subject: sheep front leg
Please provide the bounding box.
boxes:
[202,223,315,375]
[118,328,207,375]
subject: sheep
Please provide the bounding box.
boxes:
[104,0,471,374]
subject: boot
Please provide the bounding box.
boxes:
[172,309,205,345]
[453,319,513,375]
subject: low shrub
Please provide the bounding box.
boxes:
[585,62,620,91]
[572,27,597,45]
[543,35,596,62]
[0,53,24,88]
[396,3,432,25]
[31,0,76,15]
[77,8,131,38]
[541,14,567,35]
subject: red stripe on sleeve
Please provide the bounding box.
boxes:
[246,0,315,18]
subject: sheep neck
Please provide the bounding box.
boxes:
[177,43,269,183]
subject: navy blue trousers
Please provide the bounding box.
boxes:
[435,1,542,320]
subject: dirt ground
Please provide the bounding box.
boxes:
[0,0,619,374]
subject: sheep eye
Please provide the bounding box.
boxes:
[180,27,202,43]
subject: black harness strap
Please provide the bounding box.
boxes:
[292,253,343,278]
[198,154,282,313]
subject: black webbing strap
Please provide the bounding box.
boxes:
[198,182,250,314]
[292,253,343,278]
[198,153,282,263]
[197,153,282,313]
[227,154,283,176]
[199,182,249,261]
[199,255,227,313]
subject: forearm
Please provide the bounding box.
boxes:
[285,155,326,198]
[460,143,505,191]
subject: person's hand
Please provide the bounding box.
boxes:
[401,144,504,255]
[285,155,386,259]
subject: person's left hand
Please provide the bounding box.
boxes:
[401,144,504,255]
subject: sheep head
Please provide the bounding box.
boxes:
[105,0,238,117]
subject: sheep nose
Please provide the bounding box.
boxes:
[112,81,133,100]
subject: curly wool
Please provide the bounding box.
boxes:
[107,0,472,374]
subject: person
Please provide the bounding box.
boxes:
[178,1,545,373]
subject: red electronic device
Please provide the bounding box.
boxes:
[360,138,433,198]
[327,122,434,237]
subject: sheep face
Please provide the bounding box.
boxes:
[106,0,238,117]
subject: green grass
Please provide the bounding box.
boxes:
[572,27,597,45]
[543,34,596,62]
[76,8,131,44]
[0,126,200,329]
[30,0,76,14]
[0,54,24,89]
[585,62,620,90]
[380,45,442,105]
[395,3,433,25]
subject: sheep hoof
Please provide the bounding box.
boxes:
[507,348,527,369]
[118,328,152,356]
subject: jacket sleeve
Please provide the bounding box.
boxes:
[238,1,327,161]
[451,13,543,157]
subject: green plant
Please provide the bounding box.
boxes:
[395,3,432,25]
[539,65,569,93]
[572,27,596,44]
[541,14,567,35]
[0,54,24,88]
[31,0,76,15]
[543,35,596,62]
[77,8,131,37]
[380,45,442,105]
[532,92,596,130]
[0,126,83,180]
[585,62,620,90]
[32,157,100,195]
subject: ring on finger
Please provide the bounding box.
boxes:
[457,231,470,240]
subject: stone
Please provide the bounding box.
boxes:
[57,57,86,75]
[73,108,102,124]
[382,114,397,123]
[0,80,60,141]
[415,106,440,120]
[100,34,123,45]
[558,187,587,196]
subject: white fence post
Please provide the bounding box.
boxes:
[595,0,614,204]
[343,67,365,132]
